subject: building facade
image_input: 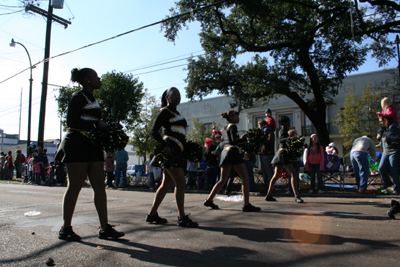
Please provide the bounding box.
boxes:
[179,68,398,160]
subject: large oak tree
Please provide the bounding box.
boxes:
[162,0,400,146]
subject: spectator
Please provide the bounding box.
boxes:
[104,152,115,189]
[306,134,325,194]
[378,117,400,195]
[265,109,276,131]
[146,154,155,190]
[32,159,44,185]
[326,142,338,155]
[114,146,129,189]
[5,151,14,180]
[350,135,377,193]
[0,152,5,180]
[258,120,275,195]
[14,150,26,179]
[186,160,198,190]
[204,138,220,190]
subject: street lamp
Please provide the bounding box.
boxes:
[9,38,35,155]
[396,35,400,84]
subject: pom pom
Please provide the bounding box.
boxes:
[286,136,305,161]
[88,122,129,153]
[184,140,202,163]
[151,143,180,169]
[240,128,265,154]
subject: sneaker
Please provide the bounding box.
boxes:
[391,190,399,195]
[58,226,81,242]
[242,203,261,212]
[308,190,314,194]
[203,200,219,209]
[294,197,304,203]
[177,215,198,228]
[318,190,324,194]
[285,190,291,195]
[98,224,125,240]
[387,200,400,219]
[145,212,168,224]
[265,196,276,201]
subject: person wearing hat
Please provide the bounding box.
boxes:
[326,142,338,155]
[204,138,220,190]
[265,108,276,132]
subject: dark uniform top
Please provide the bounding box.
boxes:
[56,90,104,163]
[150,106,187,168]
[271,126,291,166]
[219,123,246,166]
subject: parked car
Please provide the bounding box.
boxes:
[126,165,136,177]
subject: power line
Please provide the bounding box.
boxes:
[0,10,23,16]
[130,63,188,77]
[0,0,228,85]
[123,52,204,73]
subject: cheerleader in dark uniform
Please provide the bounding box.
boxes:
[203,110,261,212]
[57,68,124,241]
[146,87,198,227]
[265,116,304,203]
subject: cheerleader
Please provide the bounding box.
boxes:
[146,87,198,227]
[203,110,261,212]
[57,68,124,241]
[265,116,304,203]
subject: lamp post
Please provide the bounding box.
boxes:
[9,38,34,155]
[396,35,400,84]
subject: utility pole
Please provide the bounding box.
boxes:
[25,1,71,147]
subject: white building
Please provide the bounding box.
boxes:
[179,68,398,161]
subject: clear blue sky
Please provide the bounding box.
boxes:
[0,0,398,141]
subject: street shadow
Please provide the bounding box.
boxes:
[200,226,399,247]
[81,240,263,267]
[321,201,391,208]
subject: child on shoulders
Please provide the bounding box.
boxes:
[265,109,276,132]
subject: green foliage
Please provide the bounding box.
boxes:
[128,91,159,162]
[55,71,145,133]
[333,84,382,149]
[162,0,399,146]
[96,71,145,131]
[186,118,221,149]
[55,86,81,130]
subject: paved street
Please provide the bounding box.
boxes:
[0,182,399,267]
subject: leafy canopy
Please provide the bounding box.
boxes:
[56,71,144,132]
[333,84,382,149]
[162,0,399,146]
[129,91,159,162]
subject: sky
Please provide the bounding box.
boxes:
[0,0,399,142]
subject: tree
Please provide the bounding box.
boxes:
[56,71,145,131]
[162,0,399,147]
[333,83,382,149]
[129,91,159,163]
[55,86,81,130]
[96,71,145,131]
[186,118,221,148]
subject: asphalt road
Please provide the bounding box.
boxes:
[0,182,399,267]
